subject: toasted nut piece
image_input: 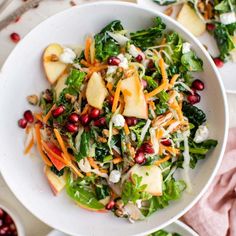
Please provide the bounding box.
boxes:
[65,93,76,103]
[27,94,39,105]
[102,128,119,137]
[115,209,124,217]
[50,54,59,62]
[98,136,107,143]
[164,7,173,16]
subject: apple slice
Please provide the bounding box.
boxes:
[43,43,67,84]
[54,72,68,99]
[86,72,108,109]
[44,166,66,195]
[120,76,148,119]
[130,164,163,196]
[177,4,206,36]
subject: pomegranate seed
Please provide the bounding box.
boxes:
[206,23,215,31]
[135,152,146,164]
[148,60,154,68]
[187,93,201,105]
[68,113,80,123]
[136,54,143,62]
[213,58,224,68]
[107,96,114,106]
[0,226,8,234]
[161,139,172,146]
[107,56,121,66]
[0,209,4,218]
[80,114,90,126]
[94,117,106,127]
[9,224,16,231]
[52,105,65,118]
[14,17,21,23]
[106,200,115,210]
[141,79,147,89]
[125,117,138,126]
[23,110,34,123]
[10,33,20,43]
[66,123,78,133]
[4,215,12,225]
[141,143,154,154]
[90,108,101,119]
[18,118,27,128]
[192,79,204,91]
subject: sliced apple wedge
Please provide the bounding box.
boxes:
[120,76,148,119]
[177,4,206,36]
[44,166,66,195]
[130,165,163,196]
[43,43,67,84]
[86,72,108,109]
[54,72,68,99]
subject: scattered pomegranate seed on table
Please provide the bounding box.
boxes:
[192,79,205,91]
[18,118,27,129]
[187,93,201,105]
[23,110,34,123]
[0,208,18,235]
[213,58,224,68]
[14,17,21,23]
[10,33,20,43]
[206,23,215,31]
[70,0,77,6]
[107,56,121,66]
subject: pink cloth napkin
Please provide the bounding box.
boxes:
[182,128,236,236]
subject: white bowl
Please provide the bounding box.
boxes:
[0,202,25,236]
[0,2,228,236]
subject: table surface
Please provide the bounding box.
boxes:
[0,0,235,235]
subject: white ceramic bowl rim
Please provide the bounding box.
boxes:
[0,2,229,235]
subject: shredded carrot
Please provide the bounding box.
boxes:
[89,64,108,73]
[100,169,108,174]
[156,129,164,140]
[41,141,68,165]
[148,101,156,110]
[159,58,168,81]
[106,82,114,95]
[25,125,31,134]
[86,172,92,177]
[163,119,176,128]
[88,157,99,169]
[124,123,130,135]
[170,100,184,122]
[113,156,123,164]
[80,59,92,67]
[54,129,68,157]
[158,145,163,155]
[161,144,179,155]
[119,99,125,114]
[112,80,122,113]
[85,36,92,63]
[34,124,52,166]
[145,82,168,99]
[34,113,43,122]
[43,104,56,124]
[81,104,90,115]
[24,137,34,155]
[155,155,171,166]
[123,89,132,96]
[169,74,180,88]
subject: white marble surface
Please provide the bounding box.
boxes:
[0,0,235,235]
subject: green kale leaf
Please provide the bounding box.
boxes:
[129,121,146,147]
[181,51,203,72]
[66,69,86,90]
[153,0,177,6]
[130,17,166,49]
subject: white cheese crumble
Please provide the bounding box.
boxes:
[117,54,129,69]
[107,66,118,75]
[220,12,236,25]
[59,47,76,64]
[136,200,142,209]
[194,125,209,143]
[109,170,121,183]
[182,42,191,54]
[112,114,125,127]
[129,44,140,58]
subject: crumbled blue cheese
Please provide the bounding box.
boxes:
[112,114,125,127]
[182,42,191,54]
[59,47,76,64]
[109,170,121,183]
[194,125,209,143]
[220,12,236,25]
[117,54,129,69]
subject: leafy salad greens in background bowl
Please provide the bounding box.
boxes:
[0,2,228,236]
[138,0,236,93]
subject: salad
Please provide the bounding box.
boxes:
[18,17,217,222]
[149,229,181,236]
[153,0,236,66]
